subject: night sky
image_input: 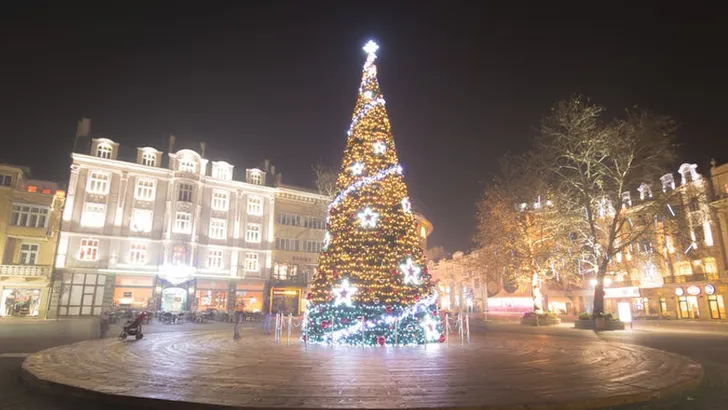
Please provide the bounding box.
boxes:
[1,2,725,252]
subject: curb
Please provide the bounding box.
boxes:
[21,359,703,410]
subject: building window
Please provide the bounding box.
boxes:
[79,238,100,261]
[304,240,322,253]
[247,196,263,216]
[174,212,192,233]
[179,160,196,173]
[246,223,261,243]
[130,209,153,232]
[0,174,11,186]
[27,185,38,193]
[87,171,110,195]
[249,172,262,185]
[303,216,325,230]
[244,253,259,272]
[129,243,147,264]
[211,190,229,211]
[213,166,231,181]
[81,203,106,227]
[705,257,718,274]
[274,263,298,280]
[276,237,299,251]
[688,197,700,213]
[209,218,227,239]
[278,213,300,226]
[142,152,156,167]
[208,249,224,269]
[10,204,49,228]
[97,144,112,159]
[134,179,156,201]
[172,245,186,265]
[19,243,39,265]
[178,184,194,202]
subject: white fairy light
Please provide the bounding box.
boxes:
[420,314,439,342]
[322,231,331,250]
[329,164,403,210]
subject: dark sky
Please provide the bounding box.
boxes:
[1,2,725,252]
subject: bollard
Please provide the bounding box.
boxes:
[303,311,308,348]
[361,317,366,345]
[394,319,399,346]
[274,314,280,343]
[459,313,464,346]
[330,315,334,346]
[466,314,470,344]
[287,313,292,345]
[445,313,449,346]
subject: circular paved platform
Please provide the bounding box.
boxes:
[22,329,701,409]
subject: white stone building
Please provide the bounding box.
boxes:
[49,137,276,316]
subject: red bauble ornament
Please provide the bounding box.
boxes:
[321,320,329,329]
[376,336,386,346]
[341,318,348,324]
[391,269,398,276]
[438,334,446,343]
[301,335,308,342]
[306,293,312,300]
[385,306,393,314]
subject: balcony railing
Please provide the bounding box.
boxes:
[663,274,719,284]
[607,279,641,288]
[0,264,51,277]
[270,274,308,287]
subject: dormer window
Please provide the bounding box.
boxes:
[621,192,632,208]
[638,183,652,201]
[97,144,112,159]
[142,152,156,167]
[660,174,675,192]
[179,160,196,173]
[249,171,262,185]
[212,162,233,181]
[678,163,701,186]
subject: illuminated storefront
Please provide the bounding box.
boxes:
[113,276,154,309]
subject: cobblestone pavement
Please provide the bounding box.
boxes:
[21,328,701,409]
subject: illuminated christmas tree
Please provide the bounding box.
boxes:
[305,41,444,346]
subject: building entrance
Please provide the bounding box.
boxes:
[161,287,187,312]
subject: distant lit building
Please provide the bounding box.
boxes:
[0,164,65,318]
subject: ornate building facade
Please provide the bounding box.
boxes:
[0,164,65,318]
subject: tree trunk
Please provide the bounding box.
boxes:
[592,283,605,316]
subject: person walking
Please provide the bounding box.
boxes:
[263,310,273,335]
[233,303,245,340]
[99,311,110,338]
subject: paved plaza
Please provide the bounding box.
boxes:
[21,328,702,409]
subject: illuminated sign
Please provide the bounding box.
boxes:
[604,287,640,299]
[272,289,299,296]
[675,287,684,296]
[706,284,716,295]
[687,285,701,296]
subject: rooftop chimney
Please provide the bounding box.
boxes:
[275,172,283,186]
[264,159,270,172]
[200,141,206,157]
[74,118,91,153]
[168,135,176,153]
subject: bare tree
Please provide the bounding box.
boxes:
[474,155,571,313]
[537,96,677,318]
[426,246,447,262]
[311,162,337,197]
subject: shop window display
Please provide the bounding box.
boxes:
[1,288,42,317]
[196,290,228,311]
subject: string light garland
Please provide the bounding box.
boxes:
[306,40,444,346]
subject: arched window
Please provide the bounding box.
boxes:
[142,152,156,167]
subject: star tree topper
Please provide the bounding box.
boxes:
[332,279,358,307]
[357,207,379,228]
[400,257,422,285]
